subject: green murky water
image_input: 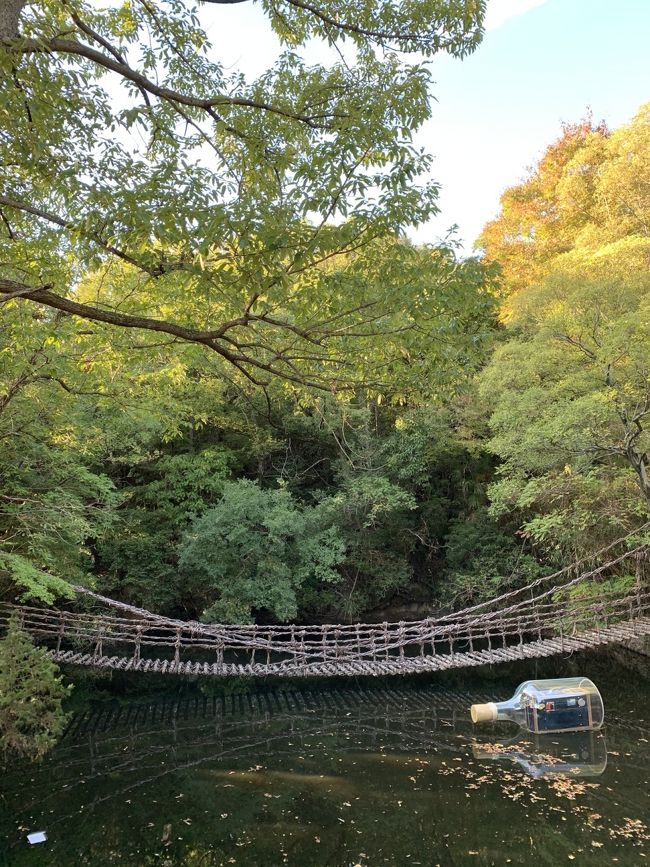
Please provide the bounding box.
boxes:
[1,652,649,866]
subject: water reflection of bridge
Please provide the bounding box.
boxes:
[1,685,493,813]
[2,681,626,833]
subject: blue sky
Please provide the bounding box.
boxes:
[417,0,650,250]
[200,0,650,252]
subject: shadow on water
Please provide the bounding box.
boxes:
[1,651,649,866]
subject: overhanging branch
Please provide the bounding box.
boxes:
[0,278,364,391]
[6,38,339,129]
[0,195,178,278]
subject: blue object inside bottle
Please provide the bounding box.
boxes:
[525,694,591,732]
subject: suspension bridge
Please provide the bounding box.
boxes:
[1,534,649,678]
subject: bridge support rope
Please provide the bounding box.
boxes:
[1,531,649,677]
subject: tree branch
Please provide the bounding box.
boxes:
[36,375,113,398]
[0,347,48,415]
[554,332,597,360]
[278,0,444,47]
[0,277,227,343]
[66,9,152,109]
[0,209,16,240]
[0,280,53,303]
[0,278,344,391]
[8,38,338,129]
[0,195,184,278]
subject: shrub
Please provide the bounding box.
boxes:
[0,618,71,762]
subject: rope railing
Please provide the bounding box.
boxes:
[63,523,650,635]
[1,588,642,645]
[2,590,649,675]
[1,531,648,677]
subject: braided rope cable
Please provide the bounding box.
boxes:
[68,521,650,635]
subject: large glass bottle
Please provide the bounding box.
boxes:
[470,677,604,733]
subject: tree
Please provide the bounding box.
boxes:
[0,0,500,612]
[480,243,649,551]
[591,103,650,242]
[0,308,119,602]
[0,247,497,611]
[0,292,196,603]
[475,105,650,559]
[96,447,236,613]
[0,617,71,761]
[0,0,487,391]
[478,116,609,306]
[479,103,650,307]
[442,511,542,607]
[178,478,344,622]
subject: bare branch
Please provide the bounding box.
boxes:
[0,277,232,343]
[554,332,597,360]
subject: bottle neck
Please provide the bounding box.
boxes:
[494,696,524,723]
[471,696,526,725]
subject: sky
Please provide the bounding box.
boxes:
[418,0,650,250]
[199,0,650,253]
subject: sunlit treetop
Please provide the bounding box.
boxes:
[478,103,650,316]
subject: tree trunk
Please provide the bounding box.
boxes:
[0,0,26,39]
[626,443,650,505]
[635,455,650,504]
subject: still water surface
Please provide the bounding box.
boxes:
[1,652,649,866]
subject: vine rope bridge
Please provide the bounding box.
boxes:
[2,533,650,678]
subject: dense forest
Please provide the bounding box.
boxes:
[2,104,649,625]
[0,0,649,757]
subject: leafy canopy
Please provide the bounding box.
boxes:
[0,0,487,391]
[179,479,345,622]
[478,105,650,557]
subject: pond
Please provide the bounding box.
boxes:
[1,650,649,866]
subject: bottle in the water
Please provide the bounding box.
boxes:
[470,677,604,733]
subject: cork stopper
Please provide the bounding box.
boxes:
[470,702,498,724]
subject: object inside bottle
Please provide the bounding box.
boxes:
[522,686,603,733]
